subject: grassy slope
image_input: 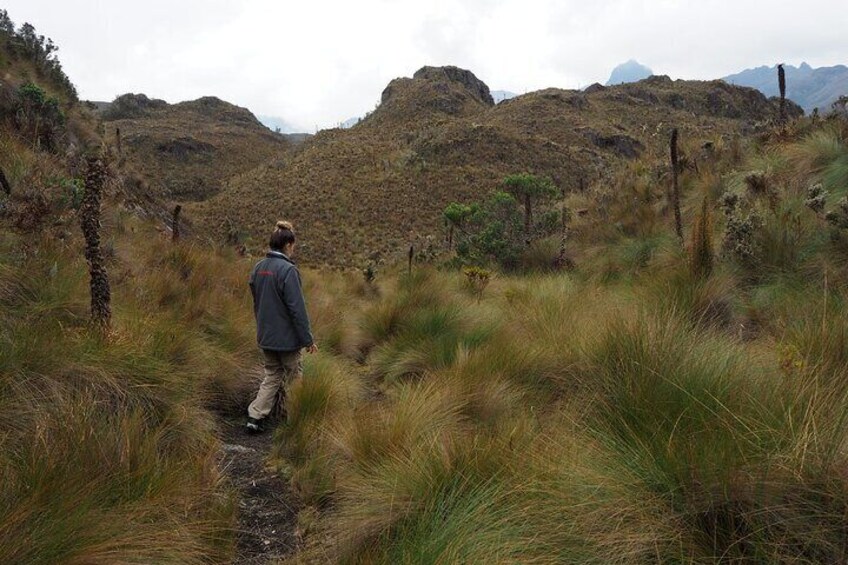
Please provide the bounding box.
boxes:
[5,17,848,562]
[0,209,265,561]
[192,69,801,268]
[267,116,848,563]
[0,27,257,560]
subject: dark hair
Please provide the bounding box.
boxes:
[269,220,296,251]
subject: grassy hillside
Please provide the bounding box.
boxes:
[268,115,848,563]
[96,93,292,202]
[192,67,802,268]
[5,9,848,564]
[0,14,253,561]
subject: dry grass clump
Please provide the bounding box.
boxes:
[0,220,263,561]
[274,119,848,562]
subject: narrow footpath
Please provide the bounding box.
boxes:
[219,418,299,564]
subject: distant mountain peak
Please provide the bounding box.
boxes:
[723,62,848,113]
[606,60,654,86]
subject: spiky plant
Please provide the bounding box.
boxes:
[778,64,787,123]
[690,196,714,279]
[79,155,111,330]
[670,128,683,241]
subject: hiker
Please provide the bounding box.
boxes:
[246,220,317,433]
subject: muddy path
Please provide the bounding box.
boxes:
[219,417,299,564]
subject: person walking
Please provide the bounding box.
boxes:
[246,220,317,434]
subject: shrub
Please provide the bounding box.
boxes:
[805,182,827,212]
[462,265,490,300]
[14,82,65,151]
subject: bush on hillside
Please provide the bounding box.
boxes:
[14,82,65,151]
[448,180,564,271]
[0,11,77,101]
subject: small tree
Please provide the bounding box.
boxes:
[502,173,557,242]
[670,128,683,242]
[80,156,112,330]
[0,10,14,35]
[443,202,474,250]
[465,191,524,268]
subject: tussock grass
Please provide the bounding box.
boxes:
[786,125,848,196]
[7,101,848,562]
[0,224,260,562]
[278,119,848,563]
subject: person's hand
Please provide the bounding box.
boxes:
[306,343,318,354]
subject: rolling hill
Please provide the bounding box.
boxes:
[191,65,800,267]
[95,93,292,201]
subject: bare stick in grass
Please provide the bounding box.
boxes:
[670,128,683,242]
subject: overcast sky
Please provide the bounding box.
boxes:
[5,0,847,131]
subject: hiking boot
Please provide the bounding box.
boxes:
[245,417,264,434]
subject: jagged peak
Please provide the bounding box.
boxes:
[380,65,494,107]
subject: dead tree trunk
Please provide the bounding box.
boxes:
[0,167,10,196]
[556,205,573,270]
[778,64,787,124]
[80,156,111,330]
[670,128,683,242]
[172,204,182,242]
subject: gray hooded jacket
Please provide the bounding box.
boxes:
[249,251,314,352]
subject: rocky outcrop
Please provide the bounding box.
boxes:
[412,66,495,106]
[101,93,167,120]
[156,137,215,159]
[583,131,644,159]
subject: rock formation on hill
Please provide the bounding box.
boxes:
[190,65,800,267]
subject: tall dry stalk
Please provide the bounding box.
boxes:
[690,196,714,279]
[670,128,683,241]
[80,155,111,330]
[778,64,787,124]
[0,166,10,195]
[172,204,182,242]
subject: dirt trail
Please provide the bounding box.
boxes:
[219,418,299,564]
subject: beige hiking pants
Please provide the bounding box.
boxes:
[247,349,303,420]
